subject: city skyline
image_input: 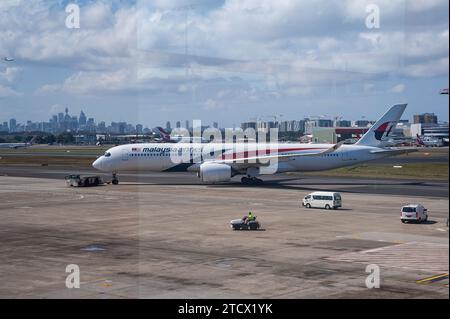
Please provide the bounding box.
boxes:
[1,103,446,135]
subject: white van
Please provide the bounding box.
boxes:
[302,192,342,210]
[401,204,428,223]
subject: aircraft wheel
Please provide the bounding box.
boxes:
[112,173,119,185]
[241,177,250,185]
[254,178,264,185]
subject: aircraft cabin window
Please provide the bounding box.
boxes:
[104,152,111,157]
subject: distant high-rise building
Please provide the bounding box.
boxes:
[354,120,370,127]
[414,113,437,124]
[176,121,181,128]
[98,121,106,133]
[241,122,257,131]
[335,120,351,127]
[136,124,143,134]
[118,122,126,134]
[79,110,87,127]
[185,120,190,129]
[9,118,16,133]
[86,118,95,132]
[305,119,333,134]
[213,122,219,129]
[166,121,171,130]
[279,121,288,132]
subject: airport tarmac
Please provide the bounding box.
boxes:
[0,174,448,298]
[0,165,448,198]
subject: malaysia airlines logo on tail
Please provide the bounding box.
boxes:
[374,122,395,141]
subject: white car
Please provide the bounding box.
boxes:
[401,204,428,223]
[302,192,342,210]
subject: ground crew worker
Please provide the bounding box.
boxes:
[247,212,255,222]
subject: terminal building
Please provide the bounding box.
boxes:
[411,113,448,146]
[311,127,369,144]
[410,123,449,146]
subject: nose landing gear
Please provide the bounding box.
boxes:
[112,173,119,185]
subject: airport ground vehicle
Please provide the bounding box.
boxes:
[65,174,103,187]
[302,192,342,209]
[401,204,428,223]
[230,217,261,230]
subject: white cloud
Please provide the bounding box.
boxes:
[389,83,406,93]
[407,0,448,12]
[203,98,219,110]
[1,0,448,100]
[0,67,22,83]
[401,57,449,78]
[0,84,21,97]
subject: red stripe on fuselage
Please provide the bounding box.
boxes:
[220,147,326,161]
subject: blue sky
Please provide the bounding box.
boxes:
[0,0,448,127]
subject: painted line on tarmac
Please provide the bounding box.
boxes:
[416,273,448,285]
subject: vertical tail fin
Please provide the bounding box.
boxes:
[155,127,171,142]
[355,104,407,147]
[416,134,425,146]
[29,135,37,145]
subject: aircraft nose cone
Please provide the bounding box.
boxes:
[92,157,103,171]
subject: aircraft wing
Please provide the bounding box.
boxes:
[206,141,345,169]
[369,147,418,156]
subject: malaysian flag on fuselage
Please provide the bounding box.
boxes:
[132,147,141,152]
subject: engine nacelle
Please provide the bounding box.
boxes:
[199,163,232,183]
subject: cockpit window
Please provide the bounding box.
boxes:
[104,152,111,157]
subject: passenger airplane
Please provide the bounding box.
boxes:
[416,134,444,147]
[93,104,416,185]
[0,136,37,149]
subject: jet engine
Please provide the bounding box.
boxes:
[199,163,232,183]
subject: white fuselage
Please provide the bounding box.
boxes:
[92,142,390,174]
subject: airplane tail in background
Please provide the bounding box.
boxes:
[29,135,38,145]
[355,104,407,147]
[155,127,171,142]
[416,134,425,146]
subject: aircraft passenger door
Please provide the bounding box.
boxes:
[122,149,129,161]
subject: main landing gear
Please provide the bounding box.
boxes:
[241,176,264,185]
[112,173,119,185]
